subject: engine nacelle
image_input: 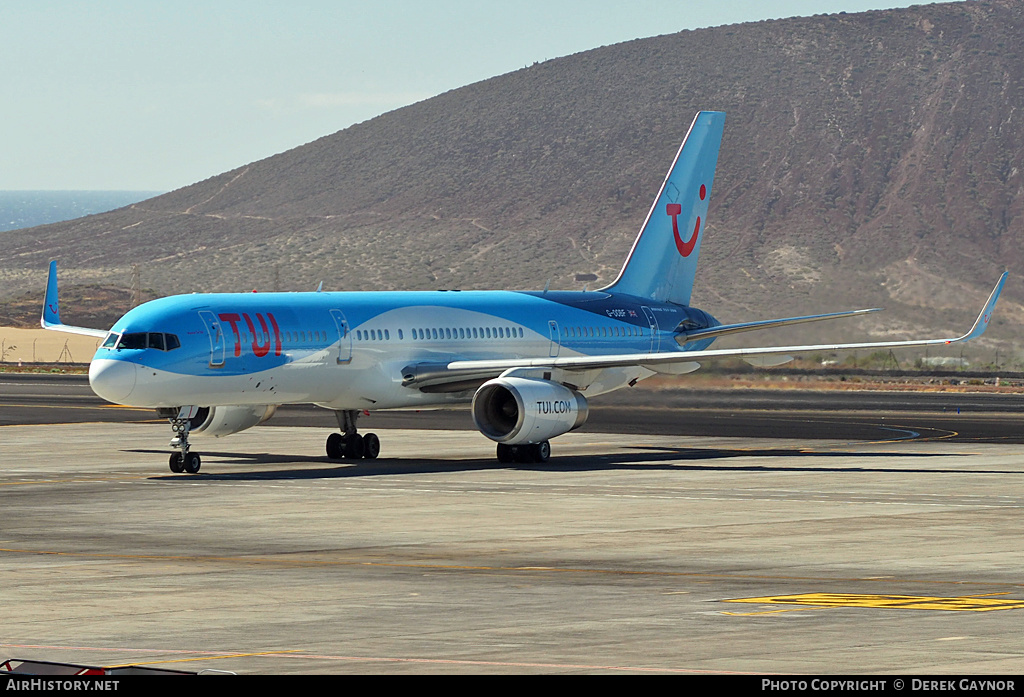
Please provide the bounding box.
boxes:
[472,377,588,445]
[190,405,278,438]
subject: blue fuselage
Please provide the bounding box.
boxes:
[89,288,719,410]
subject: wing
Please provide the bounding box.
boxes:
[404,273,1006,388]
[40,260,109,339]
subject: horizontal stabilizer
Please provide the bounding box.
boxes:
[676,308,881,345]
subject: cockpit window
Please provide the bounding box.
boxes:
[101,332,120,349]
[113,332,180,351]
[117,333,148,350]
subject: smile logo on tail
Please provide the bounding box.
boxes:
[668,185,706,258]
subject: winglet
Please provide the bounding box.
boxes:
[41,260,62,329]
[956,271,1007,343]
[40,261,109,338]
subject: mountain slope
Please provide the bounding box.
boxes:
[3,0,1022,350]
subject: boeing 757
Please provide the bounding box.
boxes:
[42,111,1007,473]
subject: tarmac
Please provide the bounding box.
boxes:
[2,411,1024,674]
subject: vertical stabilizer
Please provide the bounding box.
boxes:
[602,111,725,305]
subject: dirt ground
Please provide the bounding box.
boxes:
[0,327,103,365]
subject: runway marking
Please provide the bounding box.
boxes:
[723,593,1024,612]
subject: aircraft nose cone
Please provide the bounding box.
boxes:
[89,358,137,404]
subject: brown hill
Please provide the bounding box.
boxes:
[3,0,1023,354]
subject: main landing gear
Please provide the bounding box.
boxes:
[496,441,551,464]
[327,409,381,460]
[164,407,202,474]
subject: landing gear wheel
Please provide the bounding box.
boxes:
[183,453,201,474]
[326,432,344,459]
[497,441,551,464]
[362,432,380,460]
[530,441,551,463]
[512,445,534,463]
[343,433,365,459]
[169,453,185,473]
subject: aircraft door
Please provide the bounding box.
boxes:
[641,306,660,353]
[197,311,226,368]
[329,309,353,364]
[548,320,561,357]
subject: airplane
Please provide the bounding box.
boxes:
[41,111,1008,474]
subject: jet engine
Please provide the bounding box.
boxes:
[188,405,278,438]
[472,377,588,445]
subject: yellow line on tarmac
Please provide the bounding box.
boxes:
[104,650,303,668]
[722,607,826,616]
[723,592,1024,612]
[0,403,151,412]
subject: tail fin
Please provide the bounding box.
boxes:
[602,111,725,305]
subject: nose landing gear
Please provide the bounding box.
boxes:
[162,406,203,474]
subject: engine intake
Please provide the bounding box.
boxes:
[472,377,588,445]
[188,405,277,438]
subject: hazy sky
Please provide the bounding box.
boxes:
[1,0,943,191]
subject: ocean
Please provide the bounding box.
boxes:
[0,191,163,232]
